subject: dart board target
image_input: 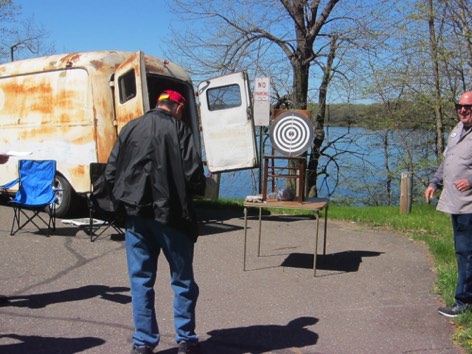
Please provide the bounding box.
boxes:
[270,111,314,156]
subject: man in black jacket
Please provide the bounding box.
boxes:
[105,90,205,354]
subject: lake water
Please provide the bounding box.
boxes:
[216,126,437,205]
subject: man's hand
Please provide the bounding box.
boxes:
[425,186,436,203]
[454,179,471,192]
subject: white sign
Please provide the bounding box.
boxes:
[253,77,270,126]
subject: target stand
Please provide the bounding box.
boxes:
[270,110,313,156]
[262,155,307,203]
[263,110,313,202]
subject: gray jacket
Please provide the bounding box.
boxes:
[430,122,472,214]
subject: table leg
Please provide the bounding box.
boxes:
[323,204,329,255]
[257,207,262,257]
[314,210,320,277]
[243,207,248,271]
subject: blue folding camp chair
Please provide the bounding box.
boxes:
[0,160,57,236]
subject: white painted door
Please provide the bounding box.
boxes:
[198,71,258,172]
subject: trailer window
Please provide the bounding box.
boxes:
[206,84,241,111]
[118,70,137,103]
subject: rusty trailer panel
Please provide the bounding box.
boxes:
[0,67,97,192]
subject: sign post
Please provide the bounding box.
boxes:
[253,77,270,127]
[253,77,270,193]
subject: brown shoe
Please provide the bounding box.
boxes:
[130,345,153,354]
[178,341,202,354]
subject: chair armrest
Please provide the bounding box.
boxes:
[0,178,20,190]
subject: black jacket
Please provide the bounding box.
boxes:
[105,108,206,240]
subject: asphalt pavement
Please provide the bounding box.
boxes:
[0,204,463,354]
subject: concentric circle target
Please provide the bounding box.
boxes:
[270,111,314,156]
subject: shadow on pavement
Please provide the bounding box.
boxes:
[0,334,105,354]
[158,317,318,354]
[198,221,243,237]
[1,285,131,308]
[282,250,383,273]
[197,208,244,237]
[197,207,243,221]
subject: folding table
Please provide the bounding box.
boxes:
[243,198,329,276]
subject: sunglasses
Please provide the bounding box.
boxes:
[455,103,472,110]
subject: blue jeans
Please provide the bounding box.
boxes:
[125,215,199,349]
[452,214,472,307]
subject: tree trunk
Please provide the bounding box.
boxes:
[291,60,309,110]
[428,0,445,156]
[285,59,310,193]
[457,0,472,81]
[307,35,337,197]
[382,131,392,205]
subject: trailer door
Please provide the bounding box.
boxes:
[198,71,258,172]
[114,51,150,132]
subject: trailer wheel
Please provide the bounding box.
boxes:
[53,174,74,218]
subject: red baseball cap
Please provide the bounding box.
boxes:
[158,90,186,105]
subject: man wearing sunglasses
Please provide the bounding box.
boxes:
[425,91,472,317]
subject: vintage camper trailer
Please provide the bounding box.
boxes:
[0,50,258,217]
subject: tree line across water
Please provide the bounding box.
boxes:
[307,102,459,131]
